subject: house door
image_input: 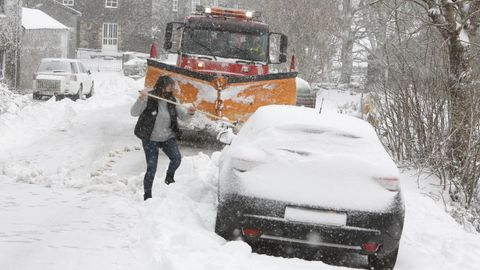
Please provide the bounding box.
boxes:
[102,23,118,52]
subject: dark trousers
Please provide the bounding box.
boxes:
[142,138,182,193]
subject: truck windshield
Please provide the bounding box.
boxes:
[37,61,71,73]
[182,28,268,62]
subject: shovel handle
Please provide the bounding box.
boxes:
[141,91,236,124]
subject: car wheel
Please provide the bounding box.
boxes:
[368,248,399,270]
[74,85,83,101]
[33,92,41,100]
[86,82,94,98]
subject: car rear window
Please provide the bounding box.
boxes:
[37,61,70,73]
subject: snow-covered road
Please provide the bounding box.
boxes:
[1,73,479,270]
[0,179,146,270]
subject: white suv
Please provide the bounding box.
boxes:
[33,58,94,101]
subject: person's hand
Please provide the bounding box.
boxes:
[187,104,196,115]
[138,88,151,101]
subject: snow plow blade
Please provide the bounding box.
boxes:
[144,59,297,124]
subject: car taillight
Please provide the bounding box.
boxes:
[70,75,77,81]
[374,177,399,191]
[362,242,380,253]
[242,228,261,238]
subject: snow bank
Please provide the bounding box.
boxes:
[315,84,363,116]
[0,84,31,115]
[397,172,480,270]
[0,73,141,151]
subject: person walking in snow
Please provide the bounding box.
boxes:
[131,75,196,200]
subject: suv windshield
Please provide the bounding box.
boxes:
[182,28,268,62]
[37,61,71,73]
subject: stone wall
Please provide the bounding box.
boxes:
[73,0,153,53]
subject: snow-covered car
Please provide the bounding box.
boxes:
[33,58,94,100]
[215,105,404,269]
[295,77,316,108]
[122,52,149,78]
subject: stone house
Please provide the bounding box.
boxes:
[20,7,69,89]
[56,0,153,54]
[23,0,81,58]
[53,0,238,55]
[0,0,22,89]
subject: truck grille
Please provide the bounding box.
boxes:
[37,79,61,91]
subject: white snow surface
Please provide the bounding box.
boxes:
[0,84,31,115]
[1,73,479,269]
[22,8,69,30]
[220,105,398,211]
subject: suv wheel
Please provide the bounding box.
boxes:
[74,85,83,101]
[86,82,94,98]
[368,248,399,270]
[33,92,41,100]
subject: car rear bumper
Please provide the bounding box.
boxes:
[216,194,404,257]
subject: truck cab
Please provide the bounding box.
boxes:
[164,6,288,77]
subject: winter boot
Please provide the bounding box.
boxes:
[144,191,152,201]
[165,173,175,185]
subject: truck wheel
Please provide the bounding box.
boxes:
[368,248,399,270]
[86,82,94,98]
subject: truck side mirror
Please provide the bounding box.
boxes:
[280,35,288,63]
[164,23,173,50]
[280,35,288,54]
[268,32,288,64]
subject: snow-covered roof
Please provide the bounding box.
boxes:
[22,8,69,30]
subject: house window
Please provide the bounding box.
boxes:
[62,0,74,6]
[0,49,5,80]
[192,0,200,12]
[212,0,219,7]
[105,0,118,8]
[102,23,118,49]
[172,0,178,12]
[0,0,5,14]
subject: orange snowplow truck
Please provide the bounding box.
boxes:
[145,5,296,133]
